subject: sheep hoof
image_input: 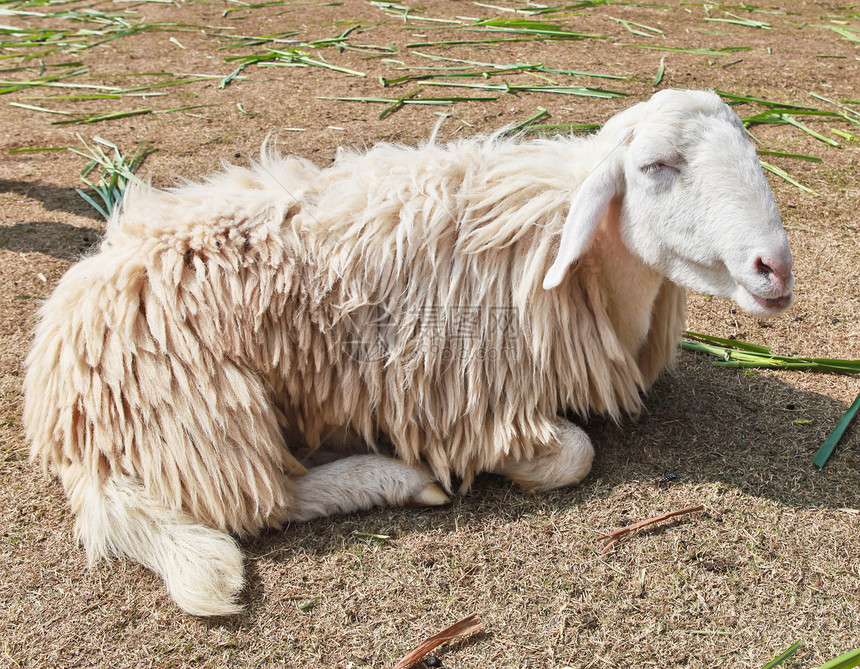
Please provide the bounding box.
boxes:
[411,482,450,507]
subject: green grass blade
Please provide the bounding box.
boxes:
[378,86,422,119]
[713,361,823,370]
[653,56,665,85]
[608,16,664,37]
[762,641,802,669]
[69,136,152,219]
[756,149,822,162]
[816,25,860,42]
[832,129,858,142]
[814,647,860,669]
[153,104,219,114]
[319,95,498,105]
[707,16,772,29]
[8,101,74,115]
[715,90,817,110]
[683,330,772,354]
[407,52,625,80]
[680,340,735,359]
[118,76,209,93]
[508,106,549,133]
[742,109,850,126]
[52,108,153,125]
[468,18,609,39]
[406,37,574,47]
[780,114,841,147]
[220,62,249,88]
[795,358,860,372]
[522,122,601,134]
[6,146,70,153]
[536,65,626,80]
[682,331,860,375]
[380,63,542,87]
[74,187,110,220]
[760,161,817,195]
[422,80,626,98]
[626,45,751,57]
[813,392,860,469]
[809,92,860,119]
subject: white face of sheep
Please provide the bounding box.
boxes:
[544,89,795,317]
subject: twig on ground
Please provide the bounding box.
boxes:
[392,613,483,669]
[597,505,706,554]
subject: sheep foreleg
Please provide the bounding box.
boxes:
[492,418,594,492]
[284,454,450,522]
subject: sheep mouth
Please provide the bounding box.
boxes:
[746,288,794,313]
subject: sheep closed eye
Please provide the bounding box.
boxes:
[641,161,676,175]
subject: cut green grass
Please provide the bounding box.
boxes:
[221,46,366,87]
[761,160,816,194]
[762,641,802,668]
[0,17,163,59]
[466,18,611,40]
[1,73,207,97]
[409,52,626,79]
[715,90,817,110]
[624,44,751,57]
[813,392,860,469]
[815,646,860,669]
[51,108,154,124]
[405,36,595,48]
[832,128,858,142]
[7,146,70,154]
[608,16,664,38]
[681,331,860,374]
[756,149,821,162]
[706,12,772,29]
[378,86,422,120]
[653,57,666,85]
[68,134,154,219]
[682,332,860,468]
[318,93,500,115]
[0,69,89,94]
[8,101,75,115]
[781,115,841,147]
[507,106,549,133]
[522,122,602,134]
[380,61,625,88]
[816,24,860,42]
[421,80,627,98]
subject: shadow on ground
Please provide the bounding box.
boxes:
[1,179,100,218]
[1,178,104,261]
[244,354,859,563]
[0,221,102,261]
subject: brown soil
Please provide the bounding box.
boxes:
[1,1,859,667]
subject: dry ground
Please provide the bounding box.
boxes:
[1,0,859,667]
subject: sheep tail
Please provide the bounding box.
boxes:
[63,463,246,616]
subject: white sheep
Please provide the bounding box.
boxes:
[24,89,795,616]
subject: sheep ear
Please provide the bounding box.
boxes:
[543,160,621,290]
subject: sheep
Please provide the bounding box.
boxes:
[24,89,795,617]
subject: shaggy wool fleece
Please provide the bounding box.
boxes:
[25,131,684,535]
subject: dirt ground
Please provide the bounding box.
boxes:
[1,0,859,667]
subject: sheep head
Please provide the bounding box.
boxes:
[543,89,795,318]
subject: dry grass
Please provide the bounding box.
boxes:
[1,0,859,667]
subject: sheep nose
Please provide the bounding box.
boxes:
[755,255,793,287]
